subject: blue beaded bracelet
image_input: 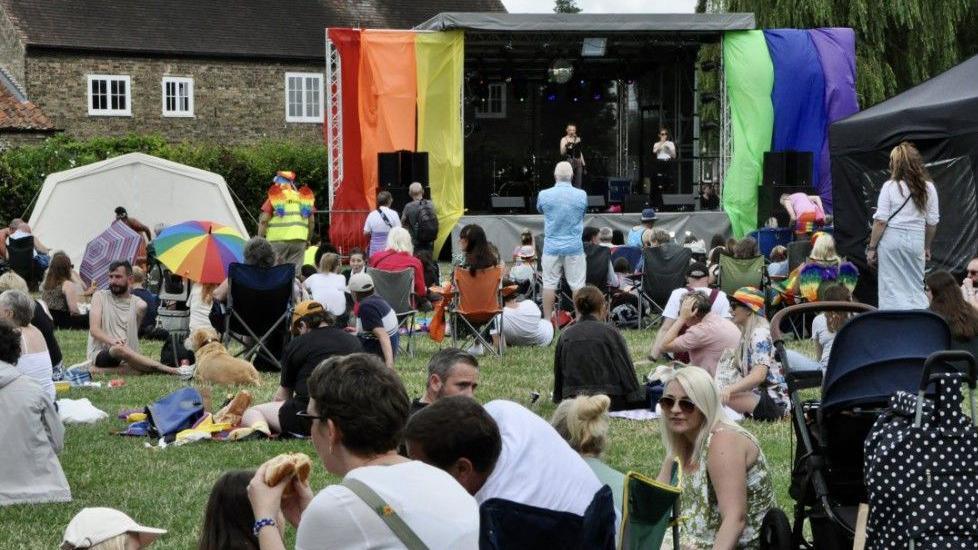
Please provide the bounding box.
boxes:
[253,517,277,536]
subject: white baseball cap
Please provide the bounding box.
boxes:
[348,272,375,293]
[61,507,166,549]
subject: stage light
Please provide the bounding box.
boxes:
[542,83,559,102]
[589,80,605,101]
[548,59,574,84]
[581,37,607,57]
[513,78,529,103]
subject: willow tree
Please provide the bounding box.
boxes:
[699,0,978,107]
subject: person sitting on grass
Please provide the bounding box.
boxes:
[84,260,188,377]
[410,347,480,417]
[782,284,852,373]
[655,291,741,377]
[650,262,731,362]
[348,272,398,369]
[721,287,789,422]
[657,367,776,549]
[554,285,645,411]
[551,394,625,518]
[41,251,94,330]
[926,270,978,357]
[404,396,615,548]
[130,267,165,339]
[0,271,63,380]
[247,353,480,548]
[303,252,349,326]
[488,285,554,352]
[0,289,54,400]
[0,319,71,506]
[235,300,362,439]
[199,470,270,550]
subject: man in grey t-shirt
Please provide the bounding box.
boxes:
[400,182,436,251]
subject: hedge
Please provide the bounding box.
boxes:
[0,134,328,233]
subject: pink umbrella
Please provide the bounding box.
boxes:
[80,221,142,289]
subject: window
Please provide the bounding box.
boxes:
[162,76,194,117]
[87,75,131,116]
[285,72,323,123]
[475,82,506,119]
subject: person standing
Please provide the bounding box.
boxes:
[866,142,939,310]
[362,191,401,259]
[400,182,439,252]
[258,171,315,275]
[652,128,676,161]
[779,192,825,240]
[560,124,586,188]
[114,207,153,268]
[537,161,588,322]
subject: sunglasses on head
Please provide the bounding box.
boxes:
[659,396,696,414]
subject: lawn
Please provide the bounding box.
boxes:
[0,326,810,549]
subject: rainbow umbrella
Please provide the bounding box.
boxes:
[153,221,246,284]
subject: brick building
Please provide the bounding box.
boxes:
[0,0,504,145]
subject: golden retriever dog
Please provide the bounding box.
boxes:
[185,327,261,386]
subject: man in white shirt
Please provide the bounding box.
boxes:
[489,287,554,351]
[650,262,730,360]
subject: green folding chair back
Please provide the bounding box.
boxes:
[619,464,682,550]
[717,253,765,296]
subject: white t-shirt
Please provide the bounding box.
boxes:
[363,206,402,234]
[303,272,347,316]
[476,400,603,517]
[296,461,480,550]
[810,313,836,367]
[653,140,676,160]
[661,286,731,320]
[187,283,214,332]
[873,179,939,231]
[492,300,554,346]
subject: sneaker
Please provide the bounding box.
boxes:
[177,363,196,381]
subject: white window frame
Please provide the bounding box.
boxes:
[161,76,194,117]
[87,74,132,116]
[475,82,507,119]
[285,72,324,123]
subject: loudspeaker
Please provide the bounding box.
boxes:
[587,195,606,209]
[491,196,526,211]
[607,177,631,203]
[622,194,647,213]
[763,151,813,187]
[378,152,401,188]
[377,151,429,188]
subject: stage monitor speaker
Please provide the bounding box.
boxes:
[587,195,606,209]
[622,194,647,213]
[763,151,813,188]
[491,196,526,211]
[607,177,631,203]
[378,152,401,188]
[377,150,429,188]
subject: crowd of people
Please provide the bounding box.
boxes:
[1,142,976,549]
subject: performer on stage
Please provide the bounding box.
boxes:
[652,128,677,161]
[560,123,585,188]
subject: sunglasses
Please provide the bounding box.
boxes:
[659,396,697,414]
[295,410,322,421]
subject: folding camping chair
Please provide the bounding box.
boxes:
[6,236,39,290]
[611,245,643,272]
[716,252,767,296]
[155,272,191,366]
[449,265,504,357]
[621,464,682,550]
[367,267,418,357]
[223,262,295,371]
[638,245,692,328]
[787,240,812,272]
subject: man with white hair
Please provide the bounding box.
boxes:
[400,182,439,252]
[536,161,588,322]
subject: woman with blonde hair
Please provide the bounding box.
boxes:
[774,232,858,305]
[656,367,775,549]
[551,394,624,515]
[866,141,939,309]
[303,252,348,322]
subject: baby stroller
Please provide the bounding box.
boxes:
[770,303,950,549]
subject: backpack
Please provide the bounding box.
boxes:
[413,200,439,243]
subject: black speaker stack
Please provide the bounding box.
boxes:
[378,150,429,211]
[758,151,814,227]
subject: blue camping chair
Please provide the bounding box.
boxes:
[611,246,643,272]
[223,262,295,371]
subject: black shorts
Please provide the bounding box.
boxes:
[93,349,122,368]
[277,398,312,438]
[749,391,786,422]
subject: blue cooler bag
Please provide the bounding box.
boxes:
[146,387,204,438]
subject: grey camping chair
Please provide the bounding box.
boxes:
[367,267,417,357]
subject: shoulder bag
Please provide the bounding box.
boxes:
[342,477,429,550]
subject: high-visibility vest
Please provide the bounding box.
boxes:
[266,186,310,242]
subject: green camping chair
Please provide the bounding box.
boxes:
[619,464,682,550]
[717,252,767,297]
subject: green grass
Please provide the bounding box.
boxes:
[0,327,814,549]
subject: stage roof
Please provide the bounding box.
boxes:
[415,12,756,33]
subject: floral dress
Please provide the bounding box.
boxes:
[741,326,790,412]
[677,429,777,549]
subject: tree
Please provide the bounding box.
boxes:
[554,0,582,14]
[699,0,978,107]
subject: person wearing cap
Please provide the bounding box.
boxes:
[349,272,399,368]
[626,208,657,247]
[258,170,316,275]
[650,262,731,361]
[508,245,537,295]
[236,300,362,439]
[721,287,789,422]
[537,161,588,323]
[62,507,165,549]
[488,284,554,353]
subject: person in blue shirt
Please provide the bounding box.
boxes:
[626,208,657,247]
[537,161,588,322]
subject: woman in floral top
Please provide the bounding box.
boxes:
[722,286,789,421]
[657,367,776,549]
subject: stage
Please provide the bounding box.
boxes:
[449,211,731,257]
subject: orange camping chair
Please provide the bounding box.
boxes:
[449,265,504,357]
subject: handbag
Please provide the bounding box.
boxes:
[342,477,429,550]
[145,387,205,438]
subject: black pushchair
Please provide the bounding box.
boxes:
[770,303,950,549]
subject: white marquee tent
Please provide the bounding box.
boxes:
[28,153,249,264]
